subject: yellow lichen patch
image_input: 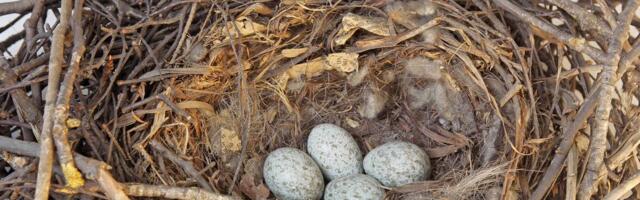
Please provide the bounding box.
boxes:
[221,127,242,152]
[66,118,81,128]
[62,162,85,189]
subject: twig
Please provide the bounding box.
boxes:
[169,2,198,64]
[0,0,54,15]
[218,2,250,194]
[0,57,42,140]
[529,86,601,200]
[24,0,46,51]
[121,93,192,120]
[547,0,612,40]
[603,172,640,200]
[34,0,73,198]
[149,139,214,192]
[606,120,640,169]
[124,184,237,200]
[491,0,608,63]
[565,146,578,200]
[578,1,639,199]
[50,0,87,190]
[13,52,49,75]
[618,37,640,76]
[0,136,130,200]
[0,76,47,94]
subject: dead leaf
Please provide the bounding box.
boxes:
[325,52,359,72]
[335,13,392,45]
[281,47,309,58]
[426,145,461,158]
[239,175,271,200]
[239,3,273,17]
[221,128,242,152]
[277,52,359,90]
[575,133,589,153]
[284,57,326,80]
[345,117,361,128]
[226,17,266,37]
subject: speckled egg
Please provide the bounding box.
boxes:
[363,141,431,187]
[263,148,324,200]
[307,123,363,180]
[324,174,385,200]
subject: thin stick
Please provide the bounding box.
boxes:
[35,0,73,198]
[124,184,236,200]
[491,0,608,63]
[618,38,640,76]
[578,1,639,199]
[566,145,578,200]
[0,136,130,200]
[606,123,640,169]
[51,0,87,190]
[24,0,45,51]
[149,139,214,192]
[529,86,600,200]
[169,2,198,64]
[547,0,612,40]
[0,0,53,15]
[603,172,640,200]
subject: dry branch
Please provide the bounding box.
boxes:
[578,1,639,199]
[149,139,214,192]
[603,172,640,200]
[492,0,607,63]
[547,0,612,40]
[0,0,54,15]
[125,184,237,200]
[0,136,130,199]
[34,0,73,198]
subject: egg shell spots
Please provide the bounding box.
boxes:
[324,174,385,200]
[307,123,363,180]
[263,148,324,200]
[363,141,431,187]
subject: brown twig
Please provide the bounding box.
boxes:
[50,0,87,190]
[0,0,54,15]
[547,0,612,41]
[169,2,198,64]
[565,146,578,200]
[603,171,640,200]
[149,139,214,192]
[578,1,639,199]
[34,0,73,198]
[24,0,46,51]
[492,0,608,63]
[529,86,600,200]
[124,184,237,200]
[0,136,130,200]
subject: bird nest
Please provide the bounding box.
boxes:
[1,0,640,200]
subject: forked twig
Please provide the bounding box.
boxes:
[35,0,73,198]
